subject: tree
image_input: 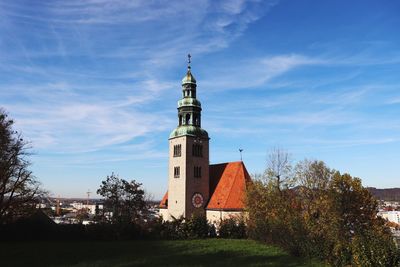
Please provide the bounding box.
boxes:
[247,153,400,266]
[97,173,146,224]
[295,160,332,230]
[0,109,44,223]
[76,208,89,223]
[264,147,294,193]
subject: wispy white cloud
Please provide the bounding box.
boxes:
[45,0,207,25]
[8,102,164,151]
[201,54,326,90]
[386,97,400,105]
[1,78,174,153]
[198,49,400,93]
[209,108,357,131]
[0,0,280,90]
[303,137,399,147]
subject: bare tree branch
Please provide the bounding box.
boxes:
[264,147,294,193]
[0,108,44,223]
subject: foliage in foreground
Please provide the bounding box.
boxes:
[0,213,248,241]
[155,215,248,240]
[156,215,216,239]
[0,239,325,267]
[246,149,400,267]
[218,217,247,239]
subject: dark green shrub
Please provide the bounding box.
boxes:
[219,218,247,239]
[185,215,213,238]
[157,215,216,240]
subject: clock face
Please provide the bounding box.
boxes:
[192,193,204,208]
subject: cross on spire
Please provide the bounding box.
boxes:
[187,53,191,69]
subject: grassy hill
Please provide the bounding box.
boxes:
[0,239,324,267]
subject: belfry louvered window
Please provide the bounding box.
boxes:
[192,144,203,157]
[173,144,181,157]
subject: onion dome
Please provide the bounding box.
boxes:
[182,69,196,84]
[182,53,196,84]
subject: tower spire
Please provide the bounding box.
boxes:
[169,54,208,140]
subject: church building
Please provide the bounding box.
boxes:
[159,56,251,223]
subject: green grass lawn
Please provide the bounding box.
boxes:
[0,239,325,267]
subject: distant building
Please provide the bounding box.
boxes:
[159,56,251,223]
[384,201,400,207]
[71,202,103,215]
[36,203,48,209]
[378,211,400,224]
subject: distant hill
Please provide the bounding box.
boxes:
[367,187,400,201]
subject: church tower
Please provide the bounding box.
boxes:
[167,55,210,219]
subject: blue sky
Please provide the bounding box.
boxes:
[1,0,399,198]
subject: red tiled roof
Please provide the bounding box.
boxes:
[158,161,251,211]
[159,191,168,209]
[207,161,251,210]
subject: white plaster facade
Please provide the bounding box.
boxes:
[206,210,244,224]
[161,209,245,223]
[159,207,170,220]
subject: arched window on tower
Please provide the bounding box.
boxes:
[185,114,191,125]
[193,115,197,126]
[179,115,182,126]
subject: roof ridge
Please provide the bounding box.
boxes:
[241,162,251,182]
[209,162,228,166]
[237,163,249,206]
[210,161,242,166]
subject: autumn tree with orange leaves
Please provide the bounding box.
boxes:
[246,150,400,266]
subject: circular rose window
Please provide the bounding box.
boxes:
[192,193,204,208]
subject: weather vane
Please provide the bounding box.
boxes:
[187,53,191,69]
[239,148,243,161]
